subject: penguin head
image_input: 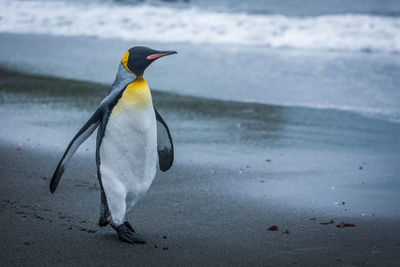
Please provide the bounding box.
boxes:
[121,46,177,77]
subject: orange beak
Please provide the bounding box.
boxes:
[146,51,177,60]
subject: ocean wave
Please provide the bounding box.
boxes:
[1,65,399,124]
[0,0,399,53]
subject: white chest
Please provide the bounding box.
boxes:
[99,96,157,197]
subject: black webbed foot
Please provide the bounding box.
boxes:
[115,223,146,244]
[124,221,136,233]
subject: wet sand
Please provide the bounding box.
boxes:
[1,142,400,266]
[1,68,400,266]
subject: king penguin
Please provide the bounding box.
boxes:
[49,46,177,244]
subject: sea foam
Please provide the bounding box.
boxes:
[0,0,399,53]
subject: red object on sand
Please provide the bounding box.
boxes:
[320,220,334,225]
[310,216,316,221]
[282,229,290,234]
[336,221,356,228]
[267,225,279,231]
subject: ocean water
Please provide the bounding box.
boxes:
[0,0,399,123]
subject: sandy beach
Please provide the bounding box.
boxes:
[1,68,400,266]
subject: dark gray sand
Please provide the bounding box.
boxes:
[2,143,400,266]
[1,68,400,266]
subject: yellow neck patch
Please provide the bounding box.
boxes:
[121,51,133,74]
[117,77,152,109]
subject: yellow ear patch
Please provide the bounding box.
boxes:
[122,51,133,73]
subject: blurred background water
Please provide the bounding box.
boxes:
[0,0,399,123]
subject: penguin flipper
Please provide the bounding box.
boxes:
[154,107,174,171]
[50,107,103,193]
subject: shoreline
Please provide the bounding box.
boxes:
[1,32,400,124]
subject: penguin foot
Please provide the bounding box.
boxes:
[115,224,146,244]
[124,221,136,233]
